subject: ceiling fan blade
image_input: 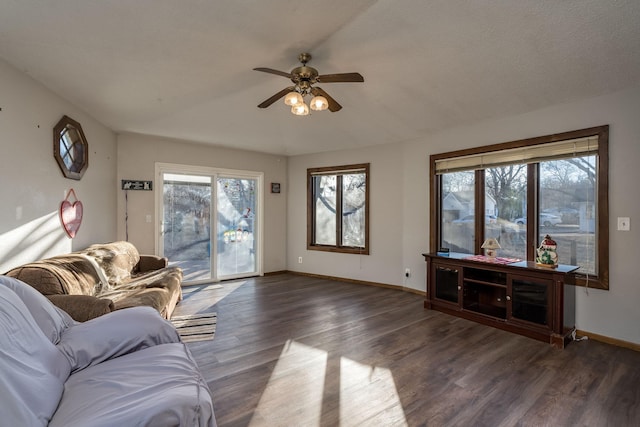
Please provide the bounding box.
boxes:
[253,67,292,78]
[257,87,295,108]
[311,87,342,112]
[317,72,364,83]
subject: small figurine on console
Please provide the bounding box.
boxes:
[536,234,558,267]
[481,238,501,258]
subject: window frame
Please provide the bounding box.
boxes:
[307,163,370,254]
[430,126,609,289]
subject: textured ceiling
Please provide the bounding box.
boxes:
[1,0,640,155]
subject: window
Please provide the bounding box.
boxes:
[442,171,475,254]
[430,126,609,289]
[307,163,369,254]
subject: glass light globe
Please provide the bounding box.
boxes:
[310,95,328,111]
[291,102,309,116]
[284,92,304,106]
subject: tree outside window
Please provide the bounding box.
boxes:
[307,164,369,254]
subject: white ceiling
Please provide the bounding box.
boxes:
[2,1,640,156]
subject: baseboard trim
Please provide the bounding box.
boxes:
[286,271,426,297]
[576,329,640,352]
[264,270,288,276]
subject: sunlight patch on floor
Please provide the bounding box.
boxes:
[340,357,408,426]
[250,340,328,426]
[248,339,408,426]
[178,280,247,314]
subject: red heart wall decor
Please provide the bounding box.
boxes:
[60,189,83,238]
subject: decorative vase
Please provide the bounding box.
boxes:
[536,234,558,267]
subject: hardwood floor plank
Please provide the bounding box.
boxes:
[173,273,640,426]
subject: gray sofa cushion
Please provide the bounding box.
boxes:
[50,343,216,427]
[0,284,72,425]
[57,306,180,373]
[0,276,74,343]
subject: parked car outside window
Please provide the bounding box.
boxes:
[453,214,497,224]
[513,213,562,227]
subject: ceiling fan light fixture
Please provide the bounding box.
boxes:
[310,95,328,111]
[255,53,364,114]
[291,102,309,116]
[284,91,304,106]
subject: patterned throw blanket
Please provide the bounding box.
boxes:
[464,255,521,265]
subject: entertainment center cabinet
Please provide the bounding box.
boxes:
[423,252,580,348]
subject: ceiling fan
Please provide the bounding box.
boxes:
[254,53,364,115]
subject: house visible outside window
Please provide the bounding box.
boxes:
[431,126,608,289]
[307,163,369,254]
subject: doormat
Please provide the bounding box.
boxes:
[171,312,217,343]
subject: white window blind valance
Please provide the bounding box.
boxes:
[309,165,368,176]
[435,135,599,174]
[310,169,366,176]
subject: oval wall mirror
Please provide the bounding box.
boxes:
[53,115,88,180]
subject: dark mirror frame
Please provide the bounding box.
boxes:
[53,115,89,180]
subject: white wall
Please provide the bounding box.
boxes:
[0,59,117,273]
[287,143,405,285]
[117,133,288,273]
[288,85,640,345]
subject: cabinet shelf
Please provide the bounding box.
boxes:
[424,252,579,348]
[463,278,507,289]
[464,303,507,319]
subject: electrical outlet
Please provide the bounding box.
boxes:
[298,257,303,264]
[405,268,410,278]
[617,217,630,231]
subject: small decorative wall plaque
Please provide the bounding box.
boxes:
[271,183,281,193]
[122,180,153,190]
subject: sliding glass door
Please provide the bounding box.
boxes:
[157,164,262,284]
[216,177,257,277]
[161,173,212,282]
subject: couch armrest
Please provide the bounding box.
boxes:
[136,255,168,272]
[46,295,114,322]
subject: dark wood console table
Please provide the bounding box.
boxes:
[423,252,579,348]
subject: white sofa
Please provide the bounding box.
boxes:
[0,275,216,426]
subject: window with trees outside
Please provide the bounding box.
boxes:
[430,126,609,289]
[307,163,369,254]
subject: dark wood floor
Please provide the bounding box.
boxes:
[174,274,640,427]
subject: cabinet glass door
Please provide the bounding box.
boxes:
[510,276,551,326]
[462,267,507,318]
[434,264,459,303]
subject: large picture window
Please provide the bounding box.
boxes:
[430,126,608,289]
[307,163,369,254]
